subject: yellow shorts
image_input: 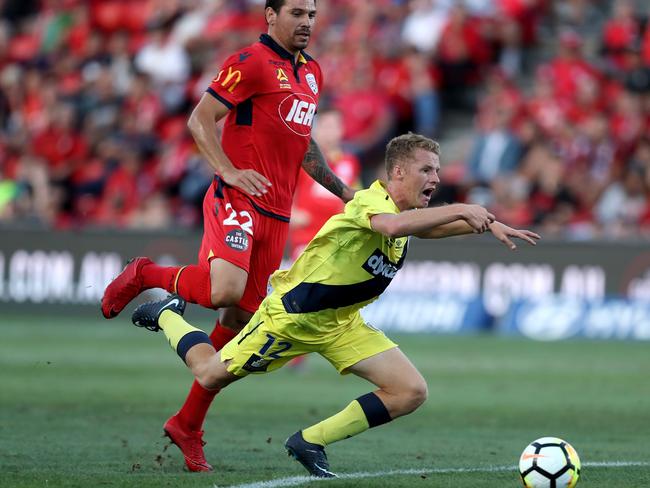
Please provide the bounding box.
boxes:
[220,307,397,377]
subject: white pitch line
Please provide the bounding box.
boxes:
[215,461,650,488]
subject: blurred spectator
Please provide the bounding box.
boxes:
[0,0,648,240]
[79,66,122,135]
[553,0,604,50]
[436,4,491,93]
[401,0,447,54]
[0,153,53,225]
[524,144,579,234]
[595,165,647,237]
[333,53,394,176]
[467,106,522,184]
[601,0,640,72]
[621,43,650,94]
[32,102,87,185]
[107,31,135,96]
[404,48,440,138]
[135,23,190,113]
[544,30,601,103]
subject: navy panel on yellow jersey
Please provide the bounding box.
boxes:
[265,180,408,336]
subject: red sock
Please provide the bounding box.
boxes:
[140,263,181,292]
[175,322,239,431]
[175,265,214,309]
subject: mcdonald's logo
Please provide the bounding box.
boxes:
[214,66,242,93]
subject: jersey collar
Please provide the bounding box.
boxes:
[259,33,311,65]
[371,180,401,213]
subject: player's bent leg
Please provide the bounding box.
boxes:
[168,305,252,431]
[347,347,428,418]
[298,349,427,456]
[131,294,237,388]
[209,258,248,308]
[189,348,240,390]
[132,295,245,472]
[164,267,250,473]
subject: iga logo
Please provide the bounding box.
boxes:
[278,94,316,136]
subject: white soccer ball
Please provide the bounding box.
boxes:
[518,437,581,488]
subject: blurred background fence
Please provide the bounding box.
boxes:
[2,228,649,340]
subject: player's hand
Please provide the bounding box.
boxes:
[461,204,496,234]
[489,221,541,250]
[221,167,271,197]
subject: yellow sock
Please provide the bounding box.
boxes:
[302,400,369,446]
[158,310,210,362]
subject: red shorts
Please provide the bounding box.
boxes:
[199,176,289,313]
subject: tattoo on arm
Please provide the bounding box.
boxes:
[301,138,346,199]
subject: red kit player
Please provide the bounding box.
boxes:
[101,0,354,472]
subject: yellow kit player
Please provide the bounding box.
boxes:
[130,133,540,477]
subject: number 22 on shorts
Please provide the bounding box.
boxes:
[222,203,254,235]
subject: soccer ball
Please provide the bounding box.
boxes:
[518,437,581,488]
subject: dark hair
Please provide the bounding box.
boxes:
[265,0,317,12]
[385,132,440,175]
[265,0,286,12]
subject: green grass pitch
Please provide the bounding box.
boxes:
[1,314,649,487]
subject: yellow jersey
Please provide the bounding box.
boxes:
[265,180,408,337]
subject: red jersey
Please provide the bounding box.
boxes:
[207,34,323,220]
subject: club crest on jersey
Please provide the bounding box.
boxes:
[278,93,317,136]
[306,73,318,94]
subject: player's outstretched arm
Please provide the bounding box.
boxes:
[188,94,271,197]
[371,203,495,238]
[302,138,356,202]
[415,218,540,249]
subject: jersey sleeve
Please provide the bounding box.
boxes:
[345,188,396,231]
[207,49,261,109]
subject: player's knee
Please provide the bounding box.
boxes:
[194,365,226,390]
[401,378,428,414]
[210,286,245,308]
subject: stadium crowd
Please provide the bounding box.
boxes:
[0,0,649,238]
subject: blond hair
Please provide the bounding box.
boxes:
[385,132,440,177]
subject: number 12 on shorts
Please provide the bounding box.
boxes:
[259,333,292,359]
